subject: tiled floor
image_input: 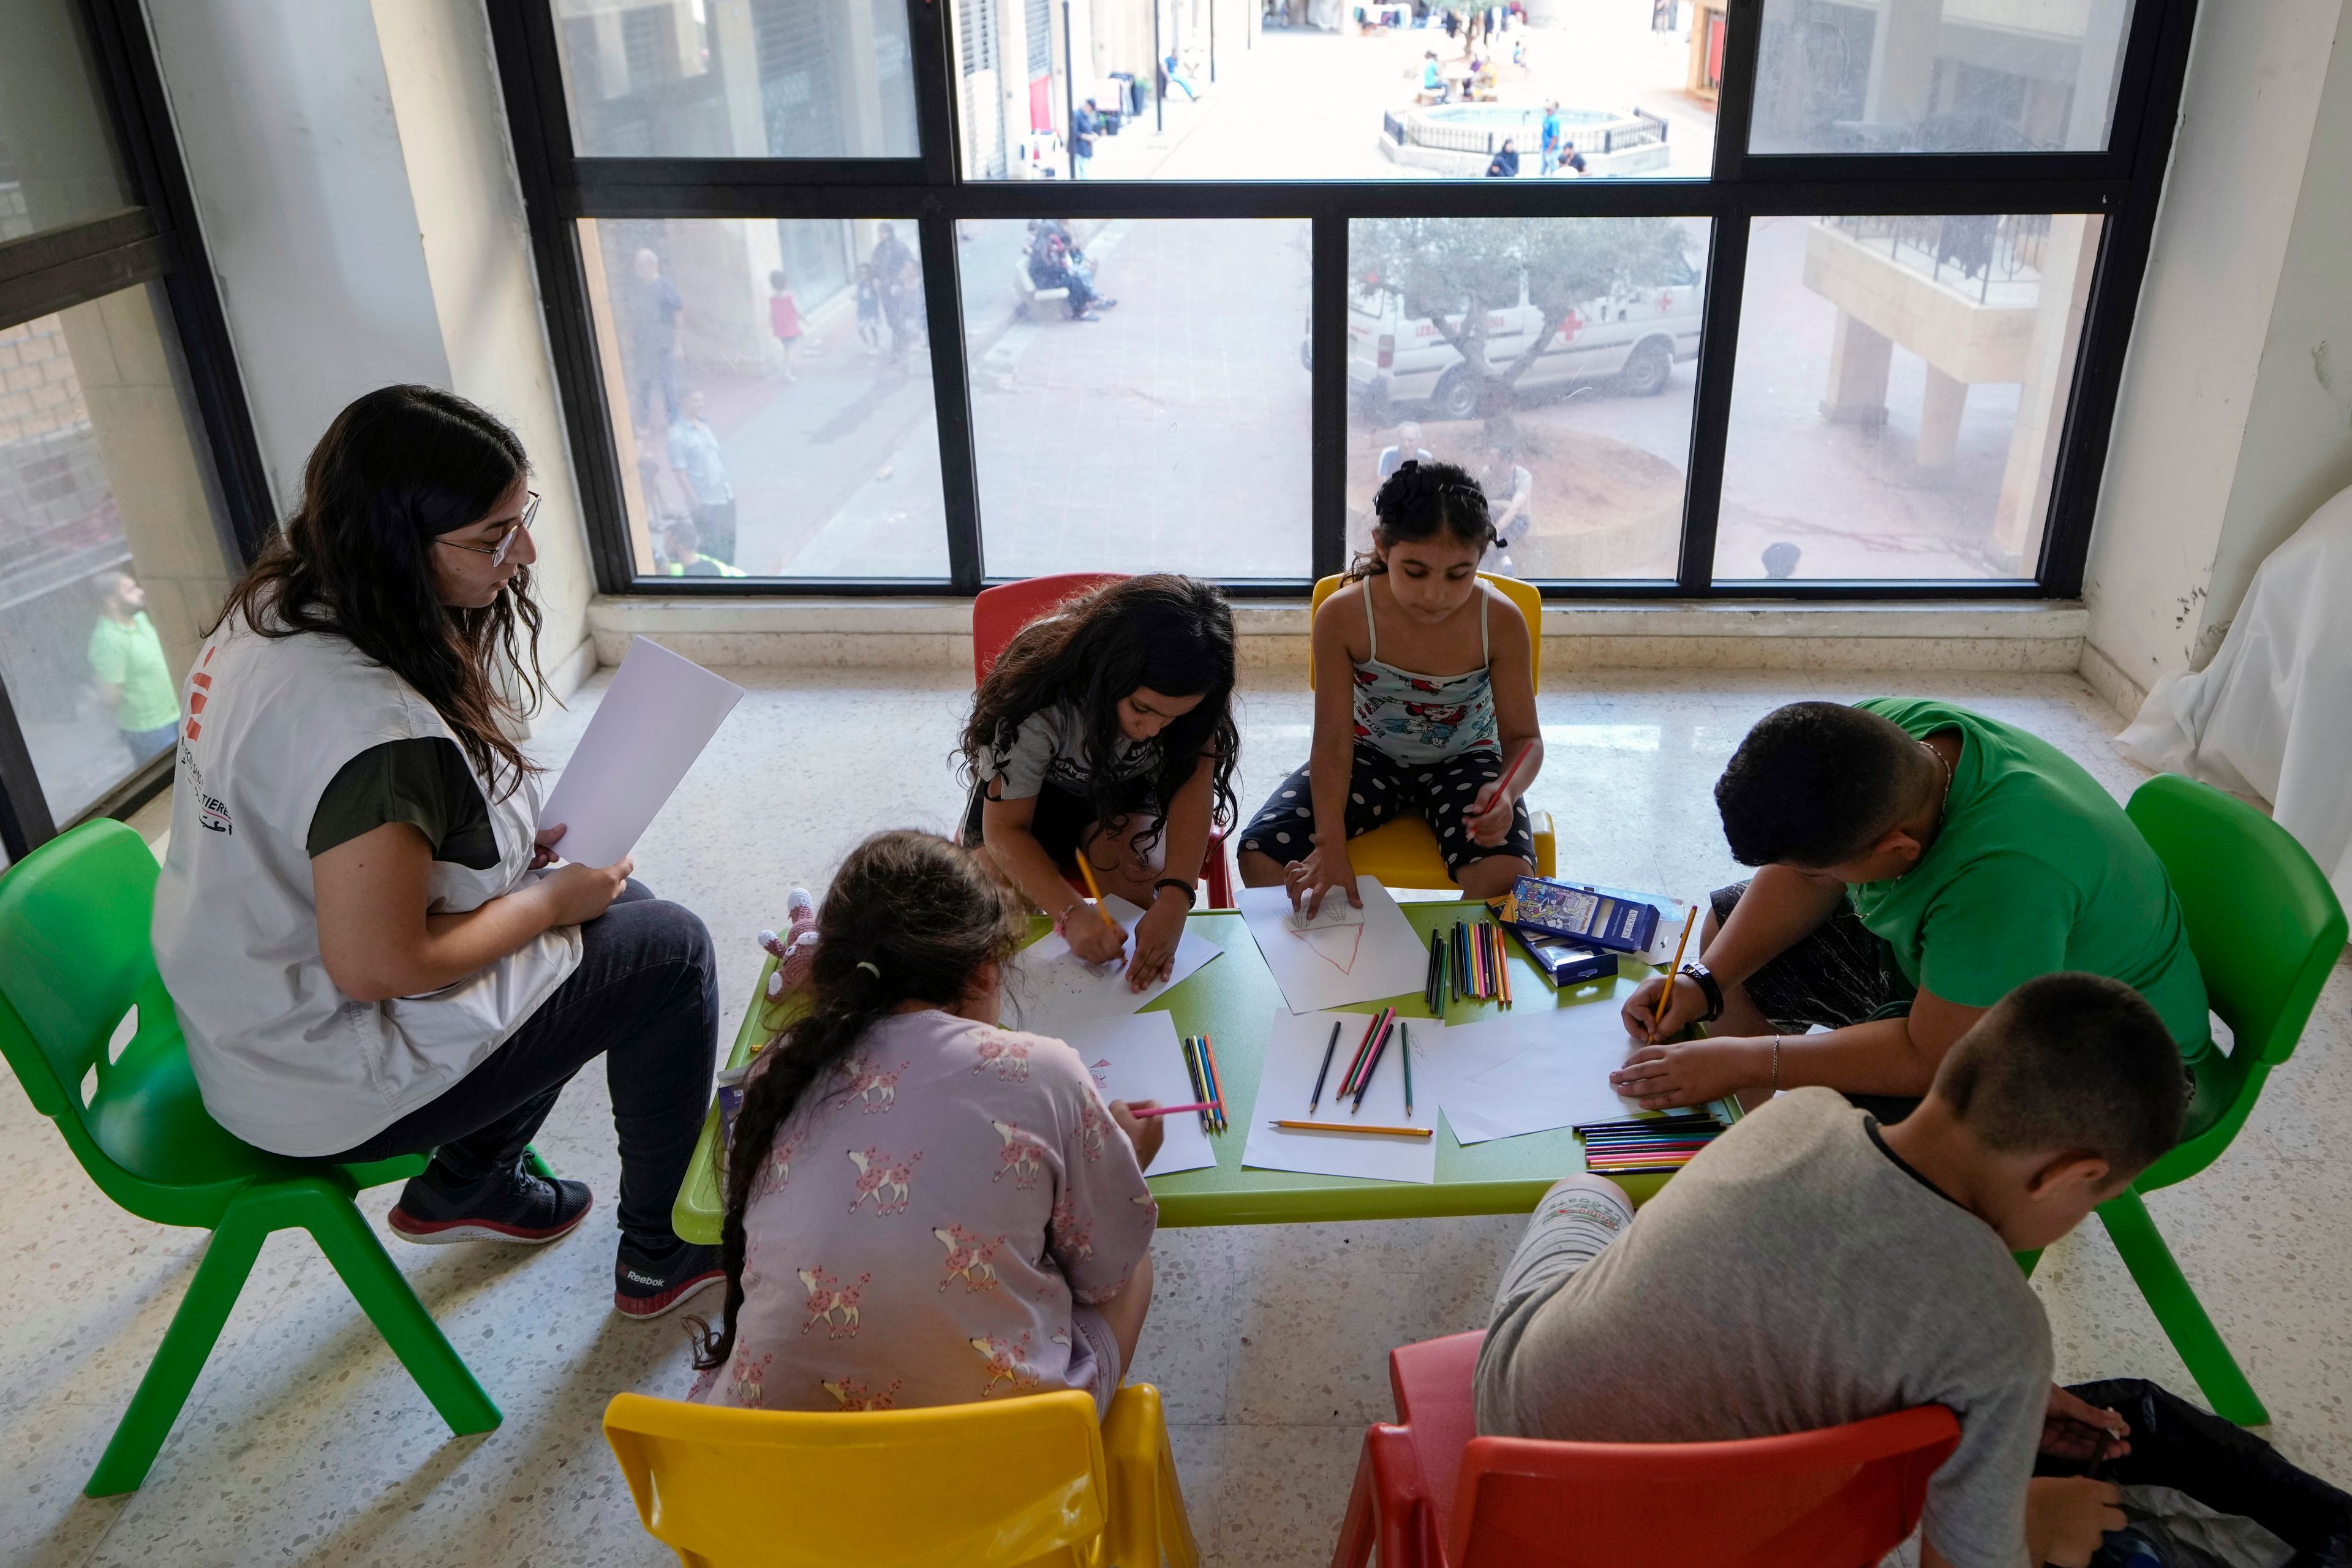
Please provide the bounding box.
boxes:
[5,668,2346,1566]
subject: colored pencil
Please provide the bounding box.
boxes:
[1453,919,1468,998]
[1401,1020,1415,1117]
[1069,852,1122,938]
[1431,930,1450,1012]
[1131,1102,1215,1118]
[1346,1007,1396,1099]
[1497,921,1513,1008]
[1653,905,1698,1034]
[1352,1012,1397,1112]
[1179,1035,1212,1136]
[1270,1120,1433,1139]
[1422,927,1443,1013]
[1308,1019,1343,1112]
[1574,1115,1726,1136]
[1336,1008,1385,1100]
[1580,1163,1687,1175]
[1199,1034,1228,1131]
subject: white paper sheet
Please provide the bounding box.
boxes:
[538,637,745,867]
[1055,1012,1217,1176]
[1237,878,1432,1014]
[1000,895,1221,1037]
[1240,1008,1438,1183]
[1417,1001,1646,1145]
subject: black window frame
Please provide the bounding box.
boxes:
[0,0,273,860]
[488,0,2196,604]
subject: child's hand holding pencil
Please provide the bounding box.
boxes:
[1060,853,1131,968]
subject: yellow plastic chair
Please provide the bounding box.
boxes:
[603,1384,1199,1568]
[1306,571,1556,888]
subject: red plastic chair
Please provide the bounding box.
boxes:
[970,573,1235,908]
[1332,1332,1961,1568]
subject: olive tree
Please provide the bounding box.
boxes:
[1351,216,1695,415]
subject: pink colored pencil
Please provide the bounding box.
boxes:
[1131,1102,1215,1118]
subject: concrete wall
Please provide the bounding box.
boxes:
[371,0,599,700]
[2081,0,2351,709]
[141,0,600,710]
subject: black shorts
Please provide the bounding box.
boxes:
[1239,742,1536,878]
[963,775,1158,868]
[1711,880,1921,1121]
[1709,881,1914,1034]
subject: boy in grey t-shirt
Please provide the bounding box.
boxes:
[1479,973,2186,1568]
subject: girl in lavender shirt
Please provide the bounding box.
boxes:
[690,830,1162,1414]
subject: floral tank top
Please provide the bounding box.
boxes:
[1350,583,1500,766]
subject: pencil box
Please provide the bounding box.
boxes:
[1506,922,1617,987]
[1503,875,1662,954]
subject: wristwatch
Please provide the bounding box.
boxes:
[1152,878,1198,909]
[1678,961,1724,1022]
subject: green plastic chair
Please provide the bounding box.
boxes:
[0,819,506,1494]
[2075,775,2346,1426]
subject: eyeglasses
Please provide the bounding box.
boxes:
[435,491,541,567]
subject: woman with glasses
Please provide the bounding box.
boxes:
[152,385,725,1321]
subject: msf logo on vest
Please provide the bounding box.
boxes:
[186,643,230,834]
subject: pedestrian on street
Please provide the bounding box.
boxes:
[854,264,883,350]
[1071,97,1102,178]
[87,571,180,767]
[1559,139,1587,175]
[767,270,803,382]
[1485,138,1520,178]
[1477,433,1533,574]
[626,247,684,429]
[1376,421,1432,481]
[1540,101,1562,173]
[666,389,737,565]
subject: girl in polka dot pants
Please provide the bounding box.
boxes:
[1237,459,1542,910]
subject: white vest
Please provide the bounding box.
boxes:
[152,614,582,1156]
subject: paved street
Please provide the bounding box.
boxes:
[964,216,1314,578]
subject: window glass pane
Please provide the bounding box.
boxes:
[0,0,134,241]
[957,0,1713,179]
[967,217,1310,577]
[578,217,949,579]
[1747,0,2136,154]
[554,0,919,159]
[0,284,240,826]
[1346,216,1708,579]
[1714,213,2100,581]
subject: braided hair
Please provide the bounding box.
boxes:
[1348,459,1493,579]
[689,830,1022,1373]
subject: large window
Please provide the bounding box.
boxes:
[0,0,270,862]
[491,0,2192,598]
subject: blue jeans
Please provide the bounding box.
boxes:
[123,722,179,767]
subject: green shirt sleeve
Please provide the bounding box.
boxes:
[305,737,498,869]
[88,620,129,685]
[1915,850,2076,1009]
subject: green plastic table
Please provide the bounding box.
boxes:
[673,900,1729,1243]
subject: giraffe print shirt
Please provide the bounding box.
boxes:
[691,1008,1157,1415]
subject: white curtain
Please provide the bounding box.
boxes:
[2117,483,2352,913]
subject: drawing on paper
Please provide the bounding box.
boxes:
[1087,1058,1112,1089]
[1285,900,1366,973]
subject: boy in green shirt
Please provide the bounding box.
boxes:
[88,572,181,766]
[1615,698,2212,1128]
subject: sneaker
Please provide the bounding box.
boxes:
[1096,298,1120,309]
[614,1237,726,1320]
[388,1156,592,1245]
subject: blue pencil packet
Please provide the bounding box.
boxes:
[1506,923,1618,987]
[1503,875,1662,955]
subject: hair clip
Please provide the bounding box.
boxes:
[856,960,881,978]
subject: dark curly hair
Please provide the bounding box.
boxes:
[1348,458,1493,579]
[692,831,1023,1373]
[208,385,546,796]
[959,574,1239,861]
